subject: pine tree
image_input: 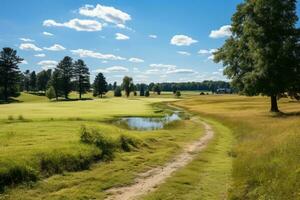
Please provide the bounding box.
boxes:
[93,73,107,98]
[56,56,73,99]
[29,71,37,91]
[122,76,133,97]
[0,47,23,101]
[74,59,90,99]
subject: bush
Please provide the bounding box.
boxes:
[46,86,56,100]
[133,91,137,96]
[145,90,150,97]
[80,126,94,144]
[175,91,181,98]
[7,115,14,120]
[114,87,122,97]
[200,92,205,95]
[0,165,37,192]
[18,115,24,121]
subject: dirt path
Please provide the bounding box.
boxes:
[105,119,214,200]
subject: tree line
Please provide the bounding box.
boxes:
[0,48,232,102]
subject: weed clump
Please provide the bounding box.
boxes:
[119,134,140,152]
[7,115,14,121]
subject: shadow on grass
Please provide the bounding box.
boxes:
[270,111,300,118]
[0,99,22,104]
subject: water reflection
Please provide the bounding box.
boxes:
[116,113,181,131]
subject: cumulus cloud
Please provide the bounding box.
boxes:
[170,35,197,46]
[149,35,157,39]
[43,31,54,36]
[37,60,58,70]
[94,66,129,73]
[71,49,125,60]
[198,49,217,54]
[35,53,46,57]
[209,25,232,38]
[147,63,196,75]
[129,57,144,63]
[79,4,131,25]
[19,38,34,42]
[177,51,191,56]
[43,18,102,32]
[19,43,42,51]
[115,33,129,40]
[44,44,66,51]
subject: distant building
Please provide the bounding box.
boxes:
[216,88,232,94]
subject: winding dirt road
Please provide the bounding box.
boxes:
[105,119,214,200]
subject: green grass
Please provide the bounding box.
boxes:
[174,95,300,200]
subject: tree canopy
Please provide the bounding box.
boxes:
[214,0,300,112]
[93,73,107,98]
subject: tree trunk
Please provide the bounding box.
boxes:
[270,95,279,112]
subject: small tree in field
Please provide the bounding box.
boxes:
[140,84,145,96]
[114,86,122,97]
[175,91,181,98]
[56,56,73,99]
[122,76,133,97]
[93,73,107,98]
[46,86,56,100]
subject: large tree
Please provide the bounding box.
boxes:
[93,73,107,98]
[74,59,90,99]
[56,56,73,99]
[122,76,133,97]
[214,0,299,112]
[23,70,30,92]
[0,47,23,101]
[37,69,52,93]
[49,69,61,100]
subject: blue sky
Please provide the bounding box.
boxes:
[1,0,299,84]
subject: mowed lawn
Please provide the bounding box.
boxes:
[173,95,300,200]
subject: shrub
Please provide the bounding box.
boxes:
[18,115,24,121]
[200,92,205,95]
[114,86,122,97]
[7,115,14,120]
[46,86,56,100]
[145,90,150,97]
[175,91,181,98]
[133,91,137,96]
[0,165,37,192]
[119,135,140,152]
[80,126,94,144]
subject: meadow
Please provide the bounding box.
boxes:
[0,92,299,200]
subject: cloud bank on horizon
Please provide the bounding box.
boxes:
[0,1,245,83]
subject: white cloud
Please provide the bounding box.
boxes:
[44,44,66,51]
[19,43,42,51]
[71,49,125,60]
[198,49,210,54]
[149,64,177,70]
[149,35,157,39]
[35,53,46,57]
[208,55,215,60]
[21,60,28,65]
[43,18,102,32]
[177,51,191,56]
[37,60,58,70]
[94,66,129,73]
[115,33,129,40]
[79,4,131,25]
[209,25,232,38]
[170,35,198,46]
[19,38,34,42]
[43,31,54,36]
[166,69,195,74]
[129,57,144,63]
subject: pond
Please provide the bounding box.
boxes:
[115,113,181,131]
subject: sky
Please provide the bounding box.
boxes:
[1,0,299,84]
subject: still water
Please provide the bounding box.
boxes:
[116,113,181,131]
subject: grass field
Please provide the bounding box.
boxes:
[0,92,299,199]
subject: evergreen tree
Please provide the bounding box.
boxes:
[29,71,37,91]
[74,59,90,99]
[145,90,150,97]
[214,0,299,112]
[37,69,52,93]
[93,73,107,98]
[122,76,133,97]
[23,70,30,92]
[114,86,122,97]
[46,86,56,100]
[153,84,161,95]
[113,81,117,90]
[56,56,73,99]
[140,84,145,96]
[49,69,61,100]
[0,47,23,101]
